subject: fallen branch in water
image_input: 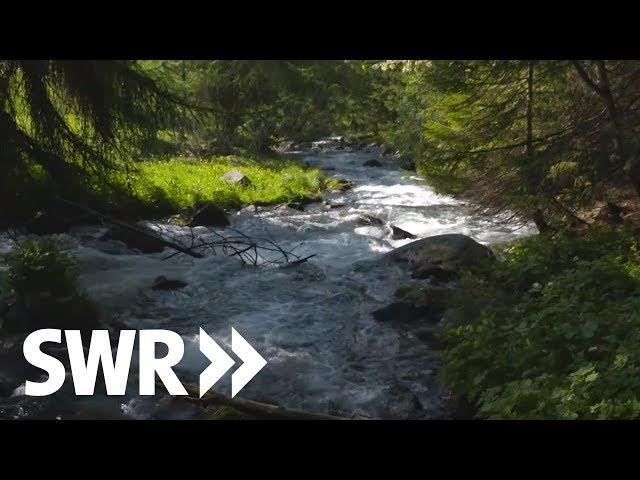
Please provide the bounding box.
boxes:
[56,197,313,267]
[56,198,205,258]
[180,382,345,420]
[278,254,316,268]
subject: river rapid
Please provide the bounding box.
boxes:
[0,142,535,419]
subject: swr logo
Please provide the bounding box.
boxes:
[23,328,267,398]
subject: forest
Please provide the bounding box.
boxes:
[1,60,640,420]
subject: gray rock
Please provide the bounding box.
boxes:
[363,159,383,167]
[385,234,494,274]
[152,276,188,291]
[372,285,451,324]
[411,263,458,282]
[275,202,304,215]
[189,203,230,227]
[102,225,166,253]
[390,225,418,240]
[285,202,305,211]
[372,302,428,323]
[331,179,356,192]
[220,170,251,187]
[356,214,385,227]
[239,205,258,214]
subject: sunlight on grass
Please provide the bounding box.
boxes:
[127,155,329,211]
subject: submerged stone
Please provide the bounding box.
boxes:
[152,275,188,291]
[363,159,383,167]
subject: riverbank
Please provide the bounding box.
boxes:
[3,153,338,237]
[435,225,640,419]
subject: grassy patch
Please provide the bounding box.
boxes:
[125,155,330,214]
[438,226,640,419]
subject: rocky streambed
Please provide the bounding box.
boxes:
[0,139,535,419]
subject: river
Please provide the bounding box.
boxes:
[0,142,535,419]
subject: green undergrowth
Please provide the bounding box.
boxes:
[0,237,100,334]
[439,226,640,419]
[124,155,333,214]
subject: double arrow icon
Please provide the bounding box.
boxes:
[199,327,268,398]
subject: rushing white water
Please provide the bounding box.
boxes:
[0,146,535,419]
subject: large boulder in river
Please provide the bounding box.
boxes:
[220,170,251,187]
[385,234,494,275]
[189,202,230,227]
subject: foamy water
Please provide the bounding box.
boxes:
[0,147,535,419]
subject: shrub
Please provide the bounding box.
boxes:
[1,237,99,333]
[5,237,77,298]
[438,226,640,419]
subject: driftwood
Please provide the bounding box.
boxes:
[278,254,316,269]
[180,382,345,420]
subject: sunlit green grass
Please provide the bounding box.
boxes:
[127,155,330,211]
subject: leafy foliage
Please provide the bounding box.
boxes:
[1,237,99,332]
[5,237,77,298]
[0,60,192,226]
[375,60,640,229]
[439,226,640,419]
[141,60,388,154]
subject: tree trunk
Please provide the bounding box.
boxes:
[532,209,552,232]
[525,62,551,232]
[526,61,534,157]
[594,61,626,161]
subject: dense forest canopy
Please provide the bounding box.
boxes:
[2,59,640,231]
